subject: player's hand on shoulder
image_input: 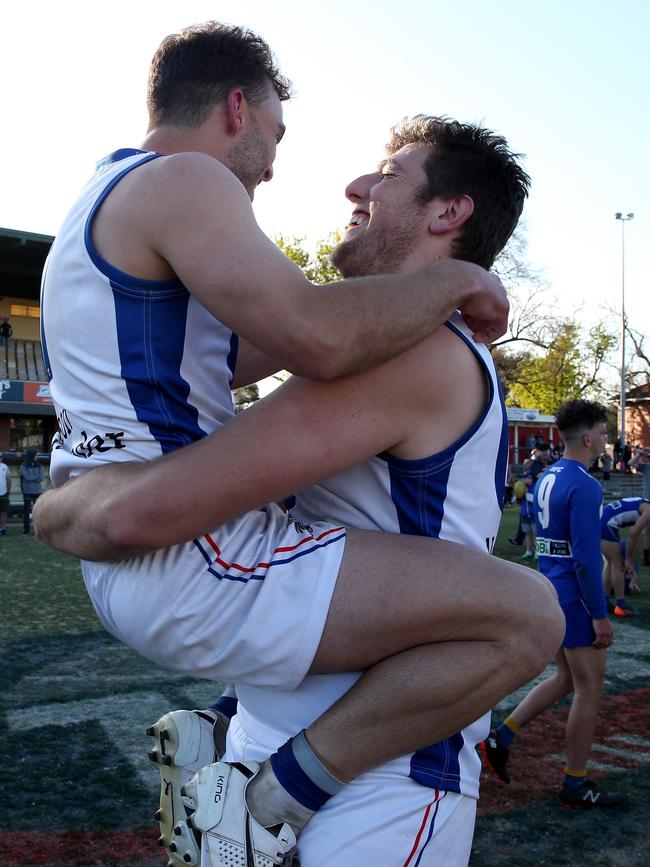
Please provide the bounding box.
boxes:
[592,617,614,648]
[441,261,508,344]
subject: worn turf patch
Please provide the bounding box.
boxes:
[479,687,650,814]
[0,829,160,865]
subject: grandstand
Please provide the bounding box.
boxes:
[1,338,48,382]
[0,227,55,514]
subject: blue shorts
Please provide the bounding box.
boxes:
[561,597,595,648]
[601,522,620,544]
[520,516,535,533]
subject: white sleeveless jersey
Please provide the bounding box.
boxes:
[41,149,237,486]
[236,313,509,799]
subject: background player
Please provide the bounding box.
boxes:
[481,400,624,809]
[518,468,537,560]
[34,23,563,865]
[601,496,650,616]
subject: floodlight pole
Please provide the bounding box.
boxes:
[615,211,634,453]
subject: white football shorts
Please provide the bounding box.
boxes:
[222,713,477,867]
[81,504,346,689]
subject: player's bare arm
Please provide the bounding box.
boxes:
[92,151,508,382]
[35,324,483,560]
[229,338,283,389]
[625,505,650,571]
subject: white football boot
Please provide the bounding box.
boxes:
[184,761,298,867]
[147,709,228,867]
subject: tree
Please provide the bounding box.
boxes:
[598,301,650,396]
[620,320,650,390]
[274,231,342,284]
[232,382,259,413]
[505,321,616,414]
[490,226,617,411]
[232,233,344,408]
[491,345,534,400]
[491,225,557,351]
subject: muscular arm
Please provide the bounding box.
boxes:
[569,483,608,619]
[625,507,650,569]
[35,326,481,561]
[230,338,284,389]
[96,153,508,382]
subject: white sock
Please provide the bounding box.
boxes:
[246,759,315,834]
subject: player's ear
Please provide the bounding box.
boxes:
[428,195,474,236]
[225,89,247,134]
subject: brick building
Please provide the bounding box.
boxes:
[622,383,650,446]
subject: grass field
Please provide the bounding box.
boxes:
[2,508,649,866]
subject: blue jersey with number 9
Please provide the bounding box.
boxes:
[534,458,607,619]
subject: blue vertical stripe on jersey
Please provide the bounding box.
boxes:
[112,283,206,454]
[493,376,509,510]
[386,458,453,537]
[410,732,465,795]
[226,332,239,383]
[386,459,460,789]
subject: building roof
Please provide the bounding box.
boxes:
[0,227,54,302]
[627,383,650,402]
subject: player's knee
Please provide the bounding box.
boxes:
[575,675,605,703]
[554,669,574,697]
[505,570,564,678]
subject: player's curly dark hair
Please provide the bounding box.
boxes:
[147,22,292,128]
[388,116,530,270]
[555,399,608,438]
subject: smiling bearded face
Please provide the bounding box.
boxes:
[330,143,432,278]
[331,203,428,278]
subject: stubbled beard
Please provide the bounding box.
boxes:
[331,209,426,277]
[226,119,268,199]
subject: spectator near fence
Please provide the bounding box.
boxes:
[0,317,12,349]
[0,454,10,536]
[20,450,44,535]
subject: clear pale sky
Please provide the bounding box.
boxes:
[3,0,648,341]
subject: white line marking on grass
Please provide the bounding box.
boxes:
[592,743,650,760]
[8,690,176,789]
[610,734,650,748]
[545,753,628,773]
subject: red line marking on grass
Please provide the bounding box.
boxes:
[0,827,160,865]
[479,686,650,815]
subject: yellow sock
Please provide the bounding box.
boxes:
[503,716,521,735]
[564,767,587,778]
